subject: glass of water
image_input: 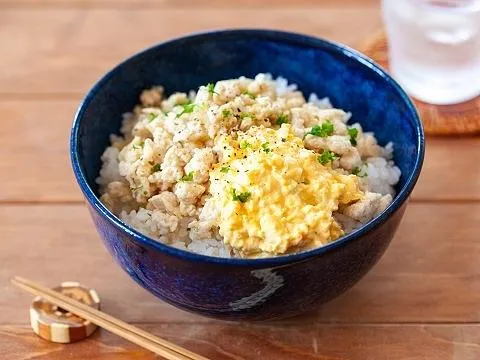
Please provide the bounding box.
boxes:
[382,0,480,105]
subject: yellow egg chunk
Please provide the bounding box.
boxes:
[210,124,364,256]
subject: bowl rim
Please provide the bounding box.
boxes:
[70,28,425,267]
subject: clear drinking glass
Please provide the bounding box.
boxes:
[382,0,480,105]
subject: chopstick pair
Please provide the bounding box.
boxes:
[11,276,209,360]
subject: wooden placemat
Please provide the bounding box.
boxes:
[358,30,480,135]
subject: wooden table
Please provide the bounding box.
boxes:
[1,1,479,359]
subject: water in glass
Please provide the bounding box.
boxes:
[382,0,480,104]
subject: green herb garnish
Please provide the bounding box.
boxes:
[180,171,194,182]
[132,141,144,150]
[147,112,157,122]
[348,127,359,146]
[240,141,251,149]
[239,112,255,120]
[220,165,230,173]
[276,114,289,126]
[231,189,251,203]
[352,166,367,177]
[261,142,271,153]
[222,109,232,117]
[242,90,256,99]
[176,103,196,118]
[151,163,161,173]
[206,82,218,95]
[317,150,338,165]
[306,120,334,138]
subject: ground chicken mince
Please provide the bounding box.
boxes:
[97,74,401,258]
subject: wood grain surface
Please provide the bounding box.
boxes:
[0,7,380,95]
[1,1,479,359]
[1,324,479,360]
[0,0,380,8]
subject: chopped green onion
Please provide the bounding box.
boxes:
[240,141,251,149]
[276,113,289,125]
[206,82,218,95]
[231,189,251,203]
[176,103,196,118]
[306,120,334,138]
[222,109,232,117]
[317,150,338,165]
[352,166,368,177]
[242,90,256,99]
[151,163,161,173]
[239,112,255,120]
[180,171,194,182]
[220,165,230,173]
[348,127,359,146]
[147,112,157,122]
[132,141,144,150]
[261,142,271,153]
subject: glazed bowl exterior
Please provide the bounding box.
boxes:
[71,29,424,320]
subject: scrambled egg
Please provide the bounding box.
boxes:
[210,125,364,256]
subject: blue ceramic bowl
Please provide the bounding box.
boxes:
[71,29,424,320]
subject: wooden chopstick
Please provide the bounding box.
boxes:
[12,276,209,360]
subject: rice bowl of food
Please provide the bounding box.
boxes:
[71,29,424,320]
[97,74,401,258]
